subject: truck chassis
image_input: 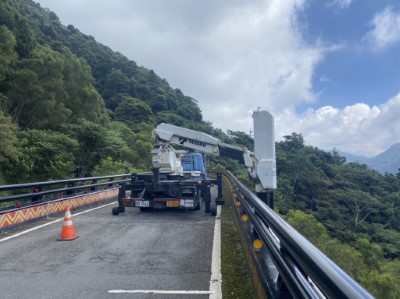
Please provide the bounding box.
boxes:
[113,172,224,215]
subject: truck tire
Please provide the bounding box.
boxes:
[112,207,120,216]
[118,206,125,213]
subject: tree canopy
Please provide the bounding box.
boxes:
[0,0,207,183]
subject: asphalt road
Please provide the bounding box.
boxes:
[0,200,218,299]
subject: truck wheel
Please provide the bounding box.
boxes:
[211,207,217,216]
[118,206,125,213]
[112,207,120,216]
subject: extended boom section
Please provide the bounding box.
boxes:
[153,123,253,168]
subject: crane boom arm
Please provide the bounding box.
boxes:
[152,110,277,191]
[153,123,252,167]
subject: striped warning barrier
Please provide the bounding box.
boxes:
[0,188,118,229]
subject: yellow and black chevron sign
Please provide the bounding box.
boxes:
[0,189,118,229]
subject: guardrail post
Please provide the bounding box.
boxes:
[32,186,42,202]
[108,178,114,188]
[91,179,97,191]
[66,182,75,196]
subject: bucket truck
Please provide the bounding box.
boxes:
[112,110,276,215]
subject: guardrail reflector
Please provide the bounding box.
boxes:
[253,239,263,250]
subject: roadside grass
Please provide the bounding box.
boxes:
[221,181,256,299]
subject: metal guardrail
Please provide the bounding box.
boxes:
[0,174,130,212]
[0,171,375,297]
[226,171,373,299]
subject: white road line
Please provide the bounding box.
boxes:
[0,201,117,243]
[109,290,213,295]
[108,205,223,298]
[72,201,117,217]
[4,200,224,298]
[209,205,222,299]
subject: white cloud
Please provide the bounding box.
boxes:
[36,0,326,133]
[36,0,400,157]
[331,0,353,10]
[320,74,332,83]
[365,7,400,50]
[275,94,400,157]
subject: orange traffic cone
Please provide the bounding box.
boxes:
[58,206,78,241]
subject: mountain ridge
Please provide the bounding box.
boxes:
[340,143,400,174]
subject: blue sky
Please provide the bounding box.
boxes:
[302,0,400,111]
[35,0,400,156]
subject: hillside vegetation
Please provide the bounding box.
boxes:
[275,134,400,297]
[1,1,400,297]
[0,0,228,183]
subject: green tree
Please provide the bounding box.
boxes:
[102,68,131,101]
[355,238,383,271]
[175,96,202,121]
[105,93,131,112]
[92,157,136,176]
[0,0,36,57]
[6,44,104,129]
[114,97,154,131]
[148,87,168,112]
[0,111,19,184]
[371,225,400,258]
[227,130,254,150]
[0,25,17,82]
[7,45,71,129]
[61,47,106,123]
[286,210,368,280]
[15,130,78,181]
[381,259,400,295]
[128,123,154,171]
[155,111,187,126]
[360,271,398,299]
[65,120,111,177]
[107,121,138,165]
[339,190,378,230]
[281,133,305,150]
[286,210,330,246]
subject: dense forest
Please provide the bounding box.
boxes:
[0,0,229,183]
[276,134,400,297]
[1,0,400,297]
